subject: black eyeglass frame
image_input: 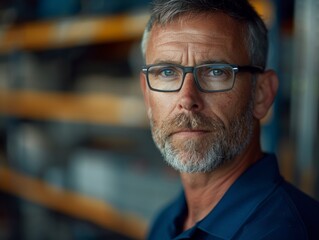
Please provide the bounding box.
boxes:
[141,63,264,93]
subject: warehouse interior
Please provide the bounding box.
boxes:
[0,0,318,239]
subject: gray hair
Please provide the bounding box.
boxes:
[141,0,268,68]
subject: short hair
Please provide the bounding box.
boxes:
[141,0,268,68]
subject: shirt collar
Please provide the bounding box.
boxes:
[196,153,283,239]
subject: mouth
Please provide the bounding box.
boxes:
[170,129,211,138]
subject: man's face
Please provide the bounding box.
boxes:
[141,13,257,173]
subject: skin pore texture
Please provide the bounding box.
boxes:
[140,13,278,231]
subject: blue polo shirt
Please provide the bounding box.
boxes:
[147,154,319,240]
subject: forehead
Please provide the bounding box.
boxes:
[145,13,250,65]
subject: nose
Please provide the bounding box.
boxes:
[177,73,204,112]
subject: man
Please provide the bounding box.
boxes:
[139,0,319,239]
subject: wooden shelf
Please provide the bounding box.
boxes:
[0,89,147,126]
[0,165,147,239]
[0,1,272,53]
[0,12,149,53]
[251,0,274,26]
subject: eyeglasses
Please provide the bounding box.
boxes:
[142,63,264,93]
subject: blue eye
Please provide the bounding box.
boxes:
[198,66,232,79]
[210,69,224,76]
[149,65,181,81]
[160,68,176,77]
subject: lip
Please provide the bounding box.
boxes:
[171,129,210,138]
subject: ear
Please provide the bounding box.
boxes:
[253,70,279,120]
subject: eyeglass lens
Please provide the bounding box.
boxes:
[147,64,235,92]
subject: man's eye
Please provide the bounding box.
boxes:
[159,68,177,77]
[209,69,224,76]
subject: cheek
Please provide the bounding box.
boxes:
[229,80,253,109]
[206,91,249,128]
[207,97,233,128]
[147,93,174,122]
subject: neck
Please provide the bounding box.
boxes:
[180,128,263,231]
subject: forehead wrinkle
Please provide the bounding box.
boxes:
[186,42,232,66]
[151,43,232,66]
[150,49,183,65]
[146,14,249,66]
[152,22,232,45]
[148,41,186,64]
[157,40,228,57]
[155,33,230,47]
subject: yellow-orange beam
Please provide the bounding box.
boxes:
[0,13,149,53]
[0,165,147,239]
[250,0,275,26]
[0,89,147,126]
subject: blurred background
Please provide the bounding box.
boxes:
[0,0,318,239]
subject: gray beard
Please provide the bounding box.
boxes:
[150,102,254,173]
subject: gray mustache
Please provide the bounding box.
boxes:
[169,113,224,131]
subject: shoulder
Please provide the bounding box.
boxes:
[241,179,319,240]
[279,181,319,239]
